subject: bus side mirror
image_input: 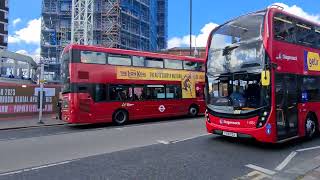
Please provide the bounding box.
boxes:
[261,70,270,86]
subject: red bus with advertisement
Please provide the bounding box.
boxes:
[205,6,320,143]
[61,44,205,125]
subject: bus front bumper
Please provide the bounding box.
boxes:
[206,121,275,143]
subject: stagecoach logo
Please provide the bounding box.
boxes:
[159,105,166,112]
[219,119,240,126]
[276,52,298,61]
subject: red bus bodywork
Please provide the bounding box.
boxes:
[205,7,320,143]
[62,45,205,124]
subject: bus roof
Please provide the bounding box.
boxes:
[63,44,204,62]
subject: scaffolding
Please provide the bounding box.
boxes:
[41,0,167,82]
[100,0,121,48]
[71,0,94,45]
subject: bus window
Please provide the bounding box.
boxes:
[109,85,132,101]
[296,22,315,47]
[198,62,205,71]
[183,61,198,70]
[81,51,106,64]
[133,86,145,100]
[108,54,132,66]
[145,58,164,68]
[301,76,320,102]
[146,85,165,99]
[164,59,183,69]
[132,56,145,67]
[273,14,296,43]
[166,85,182,99]
[94,84,107,102]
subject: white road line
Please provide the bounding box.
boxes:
[275,151,297,171]
[0,161,72,176]
[170,134,209,144]
[246,164,276,175]
[296,146,320,152]
[157,140,170,144]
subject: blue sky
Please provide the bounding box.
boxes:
[7,0,320,57]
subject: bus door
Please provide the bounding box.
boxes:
[275,74,299,140]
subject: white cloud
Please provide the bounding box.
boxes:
[12,18,22,27]
[168,22,219,49]
[8,18,41,45]
[272,3,320,24]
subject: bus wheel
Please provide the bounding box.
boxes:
[305,115,317,139]
[113,110,128,126]
[189,105,199,117]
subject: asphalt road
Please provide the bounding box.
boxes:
[0,116,319,180]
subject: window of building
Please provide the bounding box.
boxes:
[166,85,182,99]
[133,86,145,100]
[274,14,296,43]
[145,58,164,68]
[132,56,144,67]
[164,59,183,69]
[145,85,165,99]
[109,85,132,101]
[108,54,132,66]
[183,61,198,70]
[3,35,7,43]
[80,51,106,64]
[94,84,107,102]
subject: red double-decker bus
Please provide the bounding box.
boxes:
[205,6,320,143]
[61,44,205,125]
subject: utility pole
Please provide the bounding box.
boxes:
[189,0,192,56]
[38,63,45,124]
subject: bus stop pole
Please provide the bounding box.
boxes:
[38,63,44,124]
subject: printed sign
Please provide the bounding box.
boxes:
[117,67,204,99]
[304,51,320,71]
[0,85,60,118]
[116,67,204,82]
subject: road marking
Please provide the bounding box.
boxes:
[246,164,276,175]
[296,146,320,152]
[170,134,208,144]
[275,151,297,171]
[0,161,72,176]
[157,140,170,144]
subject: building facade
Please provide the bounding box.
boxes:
[41,0,168,81]
[0,0,8,49]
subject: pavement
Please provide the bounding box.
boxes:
[0,114,66,130]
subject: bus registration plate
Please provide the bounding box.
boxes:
[222,131,237,137]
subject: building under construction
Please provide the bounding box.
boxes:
[41,0,168,81]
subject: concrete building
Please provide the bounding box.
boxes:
[0,0,8,49]
[41,0,168,81]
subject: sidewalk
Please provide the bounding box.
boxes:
[0,114,67,130]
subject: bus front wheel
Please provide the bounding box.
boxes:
[305,114,317,139]
[188,105,199,117]
[113,110,128,126]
